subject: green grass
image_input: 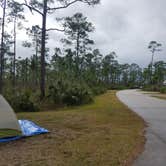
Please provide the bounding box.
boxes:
[0,129,21,138]
[0,91,145,166]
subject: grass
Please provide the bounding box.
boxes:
[151,95,166,100]
[141,91,166,100]
[0,91,145,166]
[0,129,21,138]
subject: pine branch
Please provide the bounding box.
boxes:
[46,28,65,32]
[20,1,43,16]
[47,0,80,10]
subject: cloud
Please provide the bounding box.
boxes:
[14,0,166,67]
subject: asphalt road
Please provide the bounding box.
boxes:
[117,90,166,166]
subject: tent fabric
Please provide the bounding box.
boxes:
[19,120,48,136]
[0,95,49,143]
[0,136,22,143]
[0,120,49,143]
[0,95,21,131]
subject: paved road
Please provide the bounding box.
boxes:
[117,90,166,166]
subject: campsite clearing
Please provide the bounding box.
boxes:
[0,91,145,166]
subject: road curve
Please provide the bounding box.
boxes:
[117,89,166,166]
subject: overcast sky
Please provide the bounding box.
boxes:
[8,0,166,67]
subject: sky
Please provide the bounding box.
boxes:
[3,0,166,67]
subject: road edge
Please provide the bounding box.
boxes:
[116,90,147,166]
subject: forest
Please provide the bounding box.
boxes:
[0,0,166,112]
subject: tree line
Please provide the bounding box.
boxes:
[0,0,166,111]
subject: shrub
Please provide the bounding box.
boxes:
[6,91,39,112]
[48,80,93,106]
[63,83,93,105]
[109,85,127,90]
[90,85,107,95]
[160,87,166,94]
[143,85,160,92]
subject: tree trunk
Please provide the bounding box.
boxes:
[151,50,155,84]
[13,17,16,88]
[0,0,7,94]
[35,35,38,87]
[25,58,28,87]
[40,0,47,99]
[76,31,80,75]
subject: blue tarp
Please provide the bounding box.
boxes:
[0,120,49,143]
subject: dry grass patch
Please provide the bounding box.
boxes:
[152,96,166,100]
[141,91,166,100]
[150,94,166,100]
[0,91,145,166]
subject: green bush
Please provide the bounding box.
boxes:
[6,91,39,112]
[48,79,68,104]
[160,87,166,94]
[90,85,107,95]
[143,85,160,92]
[109,85,127,90]
[63,84,93,105]
[48,80,93,106]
